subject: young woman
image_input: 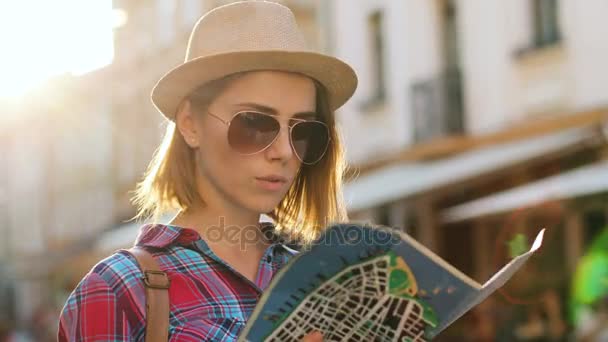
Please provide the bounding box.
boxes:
[58,1,357,341]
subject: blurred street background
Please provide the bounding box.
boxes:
[1,0,607,341]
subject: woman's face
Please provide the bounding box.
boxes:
[189,71,317,215]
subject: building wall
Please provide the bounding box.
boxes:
[0,78,119,323]
[564,0,608,109]
[0,0,210,325]
[458,0,514,133]
[332,0,446,164]
[457,0,608,133]
[333,0,608,164]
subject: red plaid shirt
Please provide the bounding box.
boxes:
[58,223,299,341]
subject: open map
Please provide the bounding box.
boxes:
[238,223,544,341]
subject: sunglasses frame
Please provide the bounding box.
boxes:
[206,110,331,165]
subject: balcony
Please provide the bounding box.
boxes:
[410,68,465,143]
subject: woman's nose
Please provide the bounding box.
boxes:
[265,126,294,161]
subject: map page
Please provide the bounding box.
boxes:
[238,223,544,342]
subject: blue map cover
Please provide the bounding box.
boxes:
[238,223,544,342]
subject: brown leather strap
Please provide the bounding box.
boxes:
[123,247,170,342]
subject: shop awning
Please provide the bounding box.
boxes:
[344,127,596,212]
[440,160,608,223]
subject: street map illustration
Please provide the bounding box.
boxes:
[238,223,544,341]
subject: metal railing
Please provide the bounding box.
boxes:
[410,68,465,143]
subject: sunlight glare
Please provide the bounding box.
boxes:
[0,0,115,99]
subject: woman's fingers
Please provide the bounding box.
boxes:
[301,330,324,342]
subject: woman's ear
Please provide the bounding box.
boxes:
[175,99,200,148]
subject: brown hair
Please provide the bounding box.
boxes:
[131,71,349,244]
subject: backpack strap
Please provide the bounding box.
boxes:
[122,246,170,342]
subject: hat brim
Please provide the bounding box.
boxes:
[150,50,358,121]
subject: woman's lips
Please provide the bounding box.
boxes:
[255,178,287,191]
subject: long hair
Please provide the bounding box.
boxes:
[131,71,349,244]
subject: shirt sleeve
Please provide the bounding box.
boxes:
[58,271,138,342]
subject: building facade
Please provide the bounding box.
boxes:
[334,0,608,339]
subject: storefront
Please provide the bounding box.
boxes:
[344,109,608,340]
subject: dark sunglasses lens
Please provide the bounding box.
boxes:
[291,121,330,164]
[229,112,280,153]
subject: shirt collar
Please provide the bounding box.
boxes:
[134,222,300,255]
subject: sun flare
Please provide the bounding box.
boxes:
[0,0,118,99]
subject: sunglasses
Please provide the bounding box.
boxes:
[206,110,331,165]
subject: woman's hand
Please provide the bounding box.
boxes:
[301,330,323,342]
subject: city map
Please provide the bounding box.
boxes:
[238,223,544,341]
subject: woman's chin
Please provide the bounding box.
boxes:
[247,198,282,215]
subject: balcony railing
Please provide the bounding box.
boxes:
[410,68,465,143]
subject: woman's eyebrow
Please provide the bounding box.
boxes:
[234,102,317,119]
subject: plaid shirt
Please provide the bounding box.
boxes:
[58,223,299,341]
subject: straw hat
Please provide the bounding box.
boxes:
[151,0,358,121]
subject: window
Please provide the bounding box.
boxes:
[531,0,561,47]
[362,10,386,109]
[376,204,390,227]
[370,10,385,99]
